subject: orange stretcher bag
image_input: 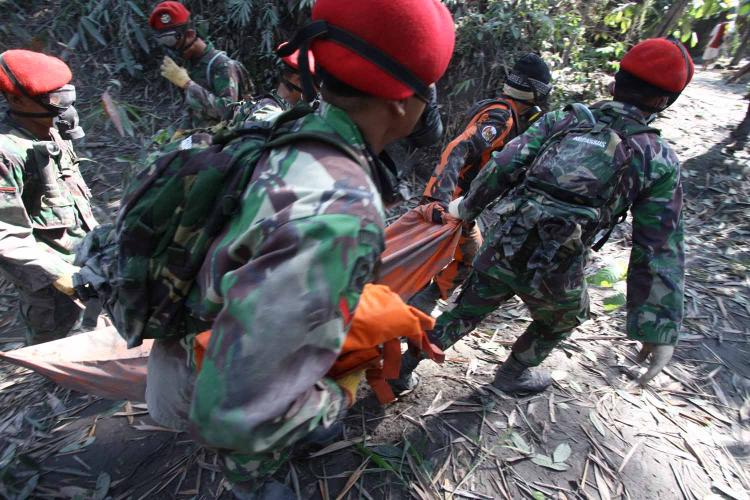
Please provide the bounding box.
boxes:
[193,284,445,404]
[1,203,462,403]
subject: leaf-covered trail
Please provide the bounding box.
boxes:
[0,70,748,500]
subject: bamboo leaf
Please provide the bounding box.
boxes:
[553,442,572,463]
[81,17,107,46]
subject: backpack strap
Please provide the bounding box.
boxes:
[588,115,660,252]
[206,50,227,87]
[564,103,597,127]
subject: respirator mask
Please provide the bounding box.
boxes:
[154,26,195,59]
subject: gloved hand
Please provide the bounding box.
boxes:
[52,267,81,297]
[447,196,465,220]
[636,342,675,385]
[335,370,365,406]
[430,202,448,224]
[160,56,191,89]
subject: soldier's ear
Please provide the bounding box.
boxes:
[387,98,409,118]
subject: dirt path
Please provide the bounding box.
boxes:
[0,71,748,500]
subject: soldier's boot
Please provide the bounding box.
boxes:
[408,282,442,316]
[389,350,423,394]
[493,354,552,394]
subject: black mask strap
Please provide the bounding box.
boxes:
[664,35,693,107]
[279,21,431,103]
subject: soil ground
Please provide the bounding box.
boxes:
[0,70,749,500]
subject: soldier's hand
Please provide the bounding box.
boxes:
[636,342,675,385]
[430,202,448,224]
[160,56,191,89]
[447,196,468,221]
[52,269,80,297]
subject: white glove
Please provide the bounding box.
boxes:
[447,196,464,219]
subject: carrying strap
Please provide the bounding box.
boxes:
[588,110,660,251]
[566,103,597,127]
[205,50,226,86]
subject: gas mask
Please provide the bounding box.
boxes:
[154,26,195,60]
[406,84,443,148]
[0,55,85,140]
[47,85,85,140]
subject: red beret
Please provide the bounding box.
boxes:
[0,49,72,97]
[149,1,190,30]
[277,42,316,74]
[620,38,694,93]
[311,0,455,99]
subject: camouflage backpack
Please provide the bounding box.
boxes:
[107,104,363,348]
[521,103,658,251]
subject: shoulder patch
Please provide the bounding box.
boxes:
[481,125,498,143]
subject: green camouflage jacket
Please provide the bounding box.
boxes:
[461,101,684,346]
[229,91,288,128]
[183,43,243,128]
[184,102,386,455]
[0,117,97,291]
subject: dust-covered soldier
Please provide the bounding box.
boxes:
[0,50,98,345]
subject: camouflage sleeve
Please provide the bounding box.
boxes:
[0,154,76,290]
[423,105,513,204]
[184,59,241,122]
[461,109,572,220]
[188,214,383,455]
[626,147,684,346]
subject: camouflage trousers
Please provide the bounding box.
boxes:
[146,339,289,488]
[18,284,82,345]
[433,221,483,299]
[429,266,590,366]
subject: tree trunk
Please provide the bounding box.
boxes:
[730,21,750,66]
[652,0,691,38]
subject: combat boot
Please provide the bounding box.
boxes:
[389,349,423,394]
[408,282,442,316]
[493,354,552,394]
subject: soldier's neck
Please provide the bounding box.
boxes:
[182,38,207,61]
[9,114,53,140]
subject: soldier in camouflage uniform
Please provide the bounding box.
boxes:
[410,54,553,316]
[399,38,693,394]
[148,2,251,129]
[144,0,455,496]
[229,42,316,127]
[0,50,97,345]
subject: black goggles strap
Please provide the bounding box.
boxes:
[278,21,431,102]
[0,55,60,114]
[666,35,694,92]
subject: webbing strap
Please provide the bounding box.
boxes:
[205,50,226,86]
